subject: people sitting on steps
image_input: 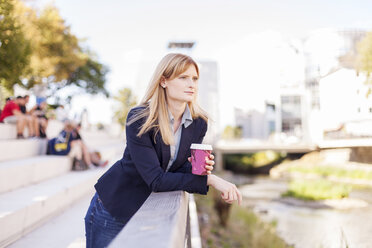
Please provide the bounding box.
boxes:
[0,96,40,139]
[47,121,108,170]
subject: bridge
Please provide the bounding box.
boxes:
[213,138,372,170]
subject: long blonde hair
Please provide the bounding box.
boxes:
[127,53,208,145]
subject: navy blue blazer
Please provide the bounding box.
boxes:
[94,106,209,222]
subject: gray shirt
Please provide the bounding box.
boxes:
[165,105,193,172]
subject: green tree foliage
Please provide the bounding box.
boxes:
[66,56,109,97]
[25,5,86,87]
[0,0,107,97]
[222,125,242,139]
[0,0,31,91]
[113,88,137,129]
[357,31,372,82]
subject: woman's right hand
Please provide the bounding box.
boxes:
[207,175,242,205]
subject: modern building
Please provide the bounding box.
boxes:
[234,101,277,140]
[304,29,366,110]
[233,35,308,143]
[319,68,372,138]
[274,86,310,143]
[235,108,265,139]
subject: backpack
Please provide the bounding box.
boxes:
[46,131,72,156]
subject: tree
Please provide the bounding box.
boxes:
[25,5,86,87]
[1,1,108,98]
[357,31,372,82]
[113,88,137,129]
[222,125,242,139]
[0,0,31,91]
[66,56,109,97]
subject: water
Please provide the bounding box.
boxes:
[240,176,372,248]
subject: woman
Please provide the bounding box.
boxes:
[84,53,242,247]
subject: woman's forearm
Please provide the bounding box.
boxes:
[207,174,215,186]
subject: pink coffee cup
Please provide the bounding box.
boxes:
[190,143,213,175]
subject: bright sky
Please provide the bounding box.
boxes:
[32,0,372,129]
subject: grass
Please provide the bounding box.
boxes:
[282,179,353,201]
[288,165,372,181]
[224,152,285,174]
[194,187,291,248]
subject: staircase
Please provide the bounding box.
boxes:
[0,123,125,247]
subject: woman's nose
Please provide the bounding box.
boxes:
[187,78,196,87]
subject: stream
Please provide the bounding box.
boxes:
[239,176,372,248]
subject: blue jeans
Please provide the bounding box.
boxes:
[84,192,126,248]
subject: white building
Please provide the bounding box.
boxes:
[233,34,307,142]
[234,101,276,140]
[235,108,265,139]
[319,68,372,138]
[304,29,366,110]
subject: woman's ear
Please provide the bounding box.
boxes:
[160,77,166,88]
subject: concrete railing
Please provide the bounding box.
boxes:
[109,191,198,248]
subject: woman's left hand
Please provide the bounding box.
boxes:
[188,154,215,175]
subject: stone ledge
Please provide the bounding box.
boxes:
[109,191,189,248]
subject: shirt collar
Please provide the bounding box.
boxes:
[168,104,193,128]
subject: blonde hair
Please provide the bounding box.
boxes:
[127,53,208,145]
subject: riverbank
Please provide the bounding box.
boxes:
[194,186,290,248]
[235,147,372,248]
[203,148,372,247]
[239,176,372,248]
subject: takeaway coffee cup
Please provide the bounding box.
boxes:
[190,143,213,175]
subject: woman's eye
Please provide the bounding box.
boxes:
[179,76,186,79]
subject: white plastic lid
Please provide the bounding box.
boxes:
[190,143,213,150]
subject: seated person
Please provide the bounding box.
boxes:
[47,121,107,169]
[30,99,48,138]
[19,95,41,138]
[0,96,38,138]
[47,121,78,155]
[72,123,108,168]
[19,95,29,114]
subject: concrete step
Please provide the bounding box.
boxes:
[0,142,124,247]
[0,134,123,163]
[0,142,124,194]
[0,120,64,141]
[0,139,47,162]
[0,167,107,247]
[0,124,17,140]
[7,193,93,248]
[79,131,125,148]
[96,143,124,161]
[0,156,71,194]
